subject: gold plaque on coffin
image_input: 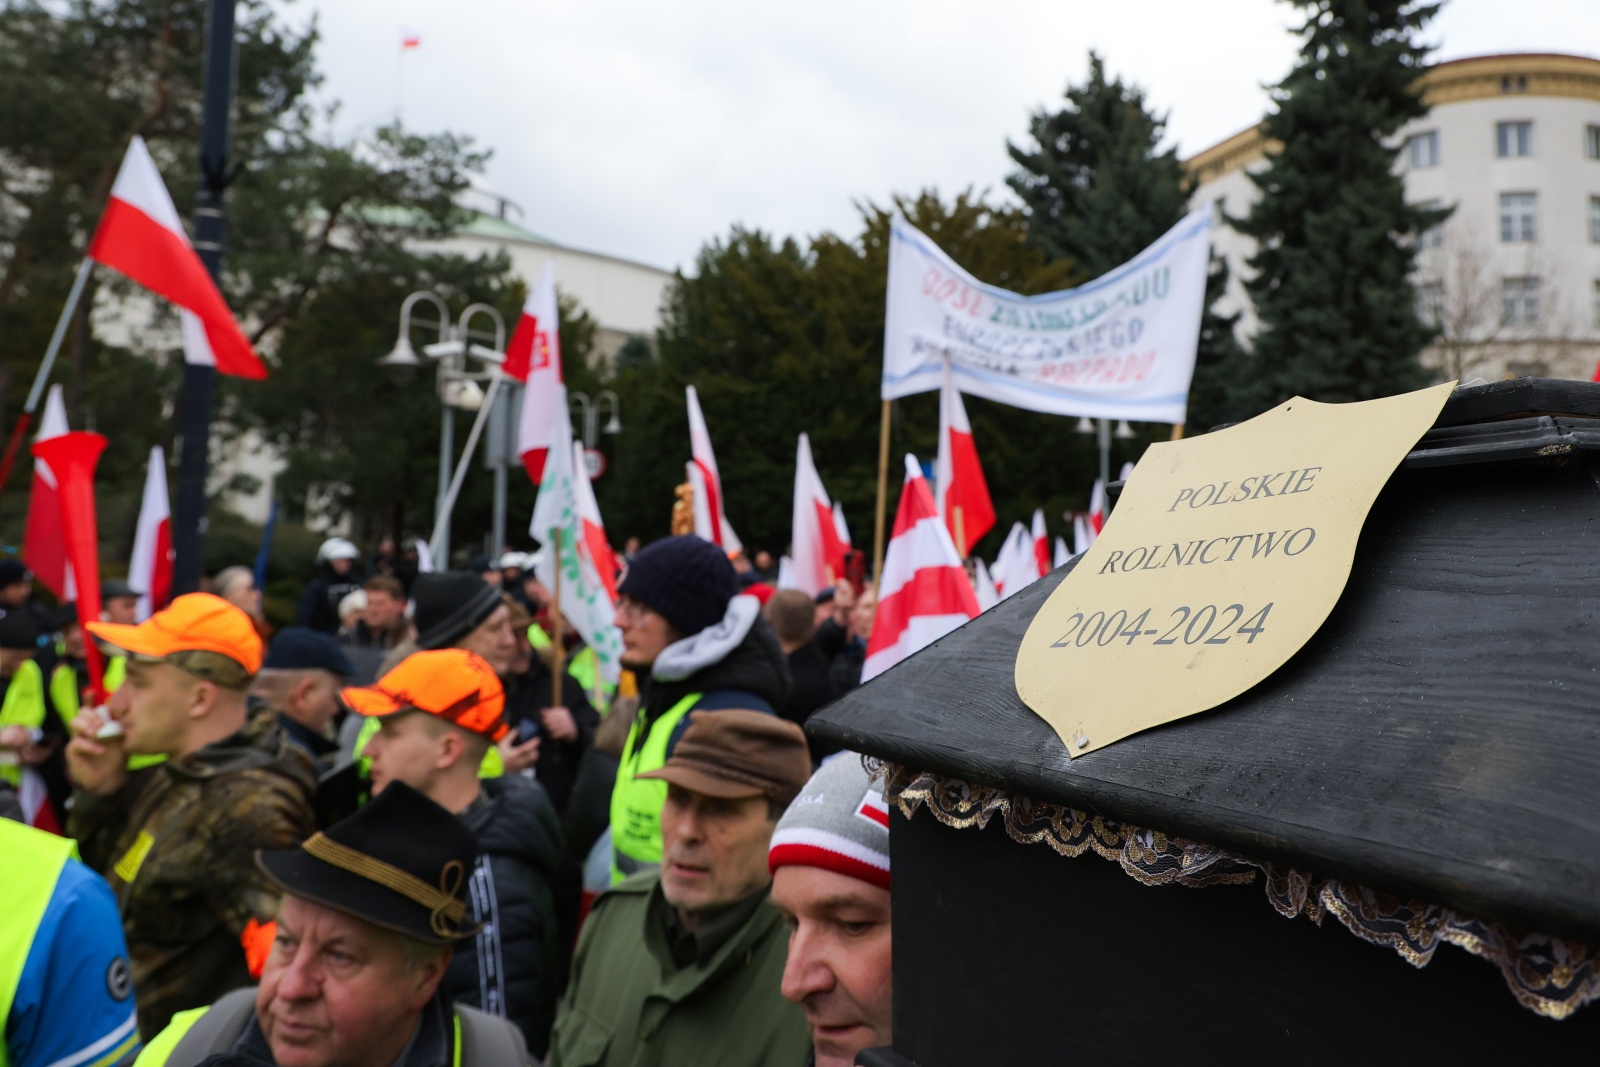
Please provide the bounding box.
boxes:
[1015,382,1456,757]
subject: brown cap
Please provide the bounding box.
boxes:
[638,710,812,807]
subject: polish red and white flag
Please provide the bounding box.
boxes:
[572,439,619,605]
[686,385,741,554]
[88,136,266,379]
[507,260,566,483]
[1088,478,1108,534]
[1054,536,1070,569]
[992,521,1042,599]
[833,502,852,553]
[1074,513,1095,555]
[1031,508,1051,577]
[789,434,846,596]
[934,361,994,557]
[861,455,979,682]
[128,445,173,621]
[972,557,999,613]
[22,386,73,602]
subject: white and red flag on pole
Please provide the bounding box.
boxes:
[934,361,994,558]
[572,438,619,605]
[861,455,979,683]
[1088,478,1108,535]
[1054,537,1070,569]
[1031,508,1050,577]
[1073,513,1095,555]
[529,422,622,686]
[685,385,741,555]
[506,260,566,483]
[992,521,1042,600]
[22,386,73,602]
[972,557,999,612]
[87,136,265,379]
[128,445,173,621]
[789,434,846,596]
[832,502,852,552]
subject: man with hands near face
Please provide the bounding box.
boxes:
[65,593,318,1037]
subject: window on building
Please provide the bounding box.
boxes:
[1502,277,1540,327]
[1590,196,1600,244]
[1593,279,1600,330]
[1416,282,1445,326]
[1499,192,1537,242]
[1416,198,1445,249]
[1588,125,1600,161]
[1496,121,1533,158]
[1406,131,1439,169]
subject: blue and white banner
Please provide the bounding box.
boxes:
[882,209,1212,423]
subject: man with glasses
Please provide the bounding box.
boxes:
[607,535,791,885]
[65,594,318,1037]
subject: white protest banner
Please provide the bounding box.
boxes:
[882,209,1212,423]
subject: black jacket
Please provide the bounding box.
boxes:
[501,658,598,812]
[780,641,841,763]
[295,564,362,634]
[448,775,571,1057]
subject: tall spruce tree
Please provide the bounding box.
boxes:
[1006,51,1189,277]
[1006,51,1248,432]
[1234,0,1449,407]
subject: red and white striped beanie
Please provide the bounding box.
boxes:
[767,754,891,891]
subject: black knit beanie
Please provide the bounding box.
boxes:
[617,535,738,637]
[412,573,504,650]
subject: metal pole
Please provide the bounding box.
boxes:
[172,0,238,594]
[1096,417,1111,489]
[492,463,507,557]
[437,401,455,565]
[429,373,503,564]
[0,258,93,499]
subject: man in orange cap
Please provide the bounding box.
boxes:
[65,592,318,1038]
[345,648,569,1056]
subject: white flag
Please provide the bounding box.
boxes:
[529,403,623,684]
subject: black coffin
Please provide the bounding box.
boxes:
[812,379,1600,1065]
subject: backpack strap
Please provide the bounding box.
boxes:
[166,987,258,1064]
[454,1003,536,1066]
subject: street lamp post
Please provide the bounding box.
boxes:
[1076,416,1138,489]
[568,389,623,450]
[378,293,506,566]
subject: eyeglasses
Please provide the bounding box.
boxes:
[616,598,657,624]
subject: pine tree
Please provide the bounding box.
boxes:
[1006,51,1247,433]
[1233,0,1449,407]
[1006,51,1190,277]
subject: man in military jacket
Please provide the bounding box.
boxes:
[67,594,317,1037]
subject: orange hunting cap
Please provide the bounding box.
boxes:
[87,592,264,678]
[341,649,508,742]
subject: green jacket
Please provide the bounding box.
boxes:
[68,707,318,1039]
[547,873,810,1067]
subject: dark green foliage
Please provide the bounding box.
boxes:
[1007,49,1252,433]
[1233,0,1449,407]
[601,192,1115,560]
[1007,51,1190,278]
[0,0,526,566]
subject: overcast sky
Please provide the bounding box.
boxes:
[285,0,1598,273]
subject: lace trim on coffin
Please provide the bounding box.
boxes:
[874,760,1600,1021]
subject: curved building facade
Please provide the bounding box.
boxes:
[1188,52,1600,383]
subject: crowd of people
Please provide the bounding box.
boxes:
[1,531,894,1067]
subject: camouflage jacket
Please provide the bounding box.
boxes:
[69,707,317,1038]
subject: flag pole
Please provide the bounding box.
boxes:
[550,528,565,710]
[872,399,891,585]
[0,257,93,497]
[953,505,966,562]
[1171,423,1185,441]
[427,371,504,565]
